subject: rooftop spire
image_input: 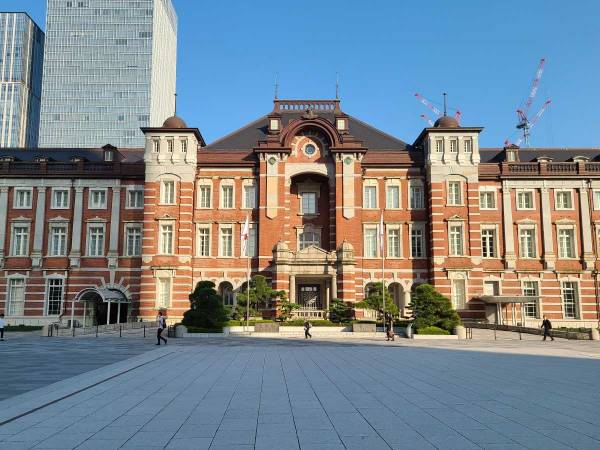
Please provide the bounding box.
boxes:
[174,92,177,115]
[335,72,340,100]
[274,72,279,100]
[443,92,447,116]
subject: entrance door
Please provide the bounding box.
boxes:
[298,285,321,310]
[94,301,128,325]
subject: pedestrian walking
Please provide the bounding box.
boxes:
[386,319,395,341]
[303,319,312,339]
[156,311,167,345]
[0,312,5,341]
[541,316,554,341]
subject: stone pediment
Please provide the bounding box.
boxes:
[296,245,329,256]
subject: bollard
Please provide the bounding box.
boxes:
[96,325,98,337]
[119,325,122,338]
[494,326,497,340]
[143,324,146,338]
[72,326,75,337]
[519,329,522,340]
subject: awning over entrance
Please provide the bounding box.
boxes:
[479,295,539,304]
[75,287,130,304]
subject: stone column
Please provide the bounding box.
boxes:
[31,187,47,268]
[0,186,9,267]
[289,274,295,303]
[331,274,337,299]
[69,186,84,267]
[540,186,555,269]
[502,182,516,269]
[107,185,121,268]
[579,184,595,268]
[324,281,330,313]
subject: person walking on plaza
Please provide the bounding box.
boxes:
[541,316,554,341]
[156,311,167,345]
[304,319,312,339]
[0,312,5,341]
[385,316,395,341]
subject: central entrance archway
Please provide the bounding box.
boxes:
[74,287,130,325]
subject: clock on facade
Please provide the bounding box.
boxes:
[304,144,316,157]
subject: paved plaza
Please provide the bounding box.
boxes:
[1,334,600,449]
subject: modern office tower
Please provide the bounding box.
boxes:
[39,0,177,148]
[0,12,44,148]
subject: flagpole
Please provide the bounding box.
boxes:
[380,213,386,331]
[246,250,250,333]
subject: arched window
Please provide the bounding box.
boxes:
[299,231,320,250]
[219,282,235,306]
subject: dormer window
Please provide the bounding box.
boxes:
[104,149,114,161]
[0,156,16,162]
[70,156,84,162]
[269,118,280,131]
[336,118,347,131]
[35,156,50,163]
[535,156,553,163]
[572,156,589,162]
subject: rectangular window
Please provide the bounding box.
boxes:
[435,140,444,153]
[483,280,499,296]
[558,228,575,258]
[153,140,160,152]
[386,185,400,209]
[561,282,578,319]
[52,189,69,209]
[448,181,461,205]
[161,181,175,204]
[89,189,106,208]
[364,186,377,209]
[46,279,64,315]
[220,227,233,257]
[157,278,171,309]
[167,139,174,153]
[523,281,539,318]
[181,140,187,153]
[410,226,425,258]
[126,189,144,208]
[14,189,32,208]
[221,185,234,208]
[11,226,29,256]
[198,185,212,208]
[301,192,317,215]
[479,191,496,209]
[387,228,400,257]
[517,191,534,209]
[244,185,257,209]
[594,191,600,210]
[243,226,257,257]
[481,228,497,258]
[87,226,105,256]
[7,278,25,316]
[519,228,536,258]
[555,191,573,209]
[160,224,174,254]
[449,139,458,153]
[197,227,210,257]
[449,224,463,256]
[451,279,466,309]
[125,226,142,256]
[364,228,377,258]
[49,226,68,256]
[409,184,424,209]
[464,139,472,153]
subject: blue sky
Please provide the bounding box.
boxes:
[17,0,600,147]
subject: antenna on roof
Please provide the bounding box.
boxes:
[274,72,279,100]
[335,72,340,100]
[443,92,447,116]
[174,92,177,115]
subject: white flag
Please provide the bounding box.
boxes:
[241,215,249,255]
[379,213,385,252]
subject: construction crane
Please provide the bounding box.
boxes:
[415,93,461,125]
[508,58,552,147]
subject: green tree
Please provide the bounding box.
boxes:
[276,295,300,322]
[329,298,352,323]
[236,275,285,312]
[182,281,228,329]
[356,282,399,317]
[409,284,461,332]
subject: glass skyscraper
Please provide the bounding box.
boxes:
[39,0,177,148]
[0,12,44,148]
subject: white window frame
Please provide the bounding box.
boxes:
[518,224,537,259]
[481,225,498,259]
[409,223,426,259]
[7,276,26,316]
[363,180,378,209]
[45,277,65,316]
[243,182,257,209]
[125,187,144,209]
[385,181,401,209]
[124,223,142,257]
[554,189,574,210]
[516,189,535,210]
[180,139,188,153]
[409,180,425,210]
[197,181,212,209]
[152,139,160,153]
[159,222,175,255]
[196,224,211,257]
[448,222,465,256]
[522,279,540,319]
[243,224,258,257]
[479,188,497,210]
[48,224,68,257]
[557,224,577,259]
[449,139,458,153]
[13,188,33,209]
[11,223,30,256]
[220,181,235,209]
[156,277,172,309]
[51,188,70,209]
[561,280,579,319]
[435,139,444,153]
[298,229,321,250]
[300,191,318,216]
[386,225,401,258]
[219,225,234,257]
[88,188,107,209]
[463,138,473,153]
[167,138,174,153]
[447,181,462,206]
[451,278,467,310]
[593,190,600,210]
[86,223,105,257]
[363,226,378,259]
[160,180,176,205]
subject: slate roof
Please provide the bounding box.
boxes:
[205,112,408,151]
[0,147,145,162]
[480,148,600,163]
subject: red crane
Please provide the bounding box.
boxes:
[415,93,462,125]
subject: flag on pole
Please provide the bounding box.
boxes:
[379,213,385,252]
[241,215,249,255]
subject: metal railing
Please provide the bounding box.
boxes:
[463,321,595,340]
[48,320,156,337]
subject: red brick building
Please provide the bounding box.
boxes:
[1,98,600,328]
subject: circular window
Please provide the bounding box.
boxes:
[344,157,353,166]
[268,157,277,165]
[304,144,316,156]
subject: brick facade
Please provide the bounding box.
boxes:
[1,100,599,328]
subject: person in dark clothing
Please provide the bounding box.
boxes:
[156,311,167,345]
[303,320,312,339]
[0,312,5,341]
[385,314,395,341]
[541,316,554,341]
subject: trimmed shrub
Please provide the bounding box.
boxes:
[185,326,223,333]
[329,298,352,323]
[182,281,228,329]
[416,326,450,335]
[409,284,461,332]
